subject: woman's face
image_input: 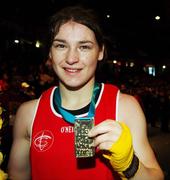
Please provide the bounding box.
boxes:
[49,21,104,88]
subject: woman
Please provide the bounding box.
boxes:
[8,5,164,180]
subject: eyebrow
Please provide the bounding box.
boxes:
[53,38,66,43]
[53,38,94,44]
[79,40,94,44]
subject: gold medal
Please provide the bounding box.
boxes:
[74,118,95,158]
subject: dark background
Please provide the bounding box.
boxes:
[1,0,170,65]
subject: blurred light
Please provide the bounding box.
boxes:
[14,39,19,44]
[162,65,166,69]
[113,60,117,64]
[130,62,134,67]
[155,16,160,20]
[145,65,155,76]
[106,14,110,18]
[148,67,152,74]
[35,40,41,48]
[21,82,30,88]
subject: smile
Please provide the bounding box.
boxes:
[64,68,81,73]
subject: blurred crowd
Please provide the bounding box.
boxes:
[120,77,170,133]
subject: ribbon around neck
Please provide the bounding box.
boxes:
[54,83,100,124]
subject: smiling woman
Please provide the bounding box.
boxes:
[49,20,104,89]
[8,5,164,180]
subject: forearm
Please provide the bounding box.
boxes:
[8,173,31,180]
[8,156,31,180]
[8,168,31,180]
[8,151,31,180]
[130,162,164,180]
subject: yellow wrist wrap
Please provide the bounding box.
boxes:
[103,122,134,178]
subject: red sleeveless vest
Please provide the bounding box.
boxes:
[30,83,121,180]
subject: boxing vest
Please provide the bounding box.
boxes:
[30,83,121,180]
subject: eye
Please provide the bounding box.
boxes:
[79,45,91,50]
[53,43,66,49]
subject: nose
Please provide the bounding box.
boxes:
[66,48,79,65]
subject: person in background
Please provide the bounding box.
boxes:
[8,5,164,180]
[0,72,9,92]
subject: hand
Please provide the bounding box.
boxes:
[89,120,138,179]
[88,120,122,150]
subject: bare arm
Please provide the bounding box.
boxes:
[88,93,164,180]
[8,100,38,180]
[118,93,164,180]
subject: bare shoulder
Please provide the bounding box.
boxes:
[118,92,146,129]
[14,99,39,138]
[118,92,140,107]
[16,99,39,116]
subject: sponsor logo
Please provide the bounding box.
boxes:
[60,126,74,133]
[33,130,54,152]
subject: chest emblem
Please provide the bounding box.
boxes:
[33,130,54,152]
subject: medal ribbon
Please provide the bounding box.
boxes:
[54,83,100,124]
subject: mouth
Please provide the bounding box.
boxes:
[64,68,82,73]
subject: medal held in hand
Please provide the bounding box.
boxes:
[54,83,100,158]
[74,117,95,158]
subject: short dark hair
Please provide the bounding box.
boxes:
[48,5,106,54]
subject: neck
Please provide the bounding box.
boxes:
[59,81,95,110]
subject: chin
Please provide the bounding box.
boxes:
[62,80,90,90]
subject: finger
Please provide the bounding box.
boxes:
[88,120,114,137]
[88,120,121,138]
[97,141,113,150]
[92,132,117,148]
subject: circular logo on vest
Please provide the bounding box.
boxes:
[33,130,54,152]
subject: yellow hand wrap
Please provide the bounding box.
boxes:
[103,122,137,179]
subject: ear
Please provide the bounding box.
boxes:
[49,52,52,59]
[45,57,52,67]
[98,45,105,61]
